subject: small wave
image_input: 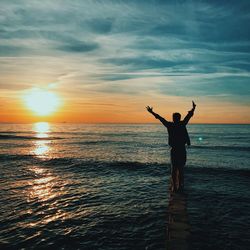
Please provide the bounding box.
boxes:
[192,145,250,152]
[187,165,250,178]
[0,134,63,140]
[0,154,37,161]
[0,131,23,134]
[76,140,120,145]
[72,140,143,146]
[69,140,166,149]
[223,136,249,140]
[2,152,250,178]
[3,155,165,171]
[40,160,250,179]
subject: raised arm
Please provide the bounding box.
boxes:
[146,106,169,127]
[183,101,196,125]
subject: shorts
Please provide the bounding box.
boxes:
[170,147,186,167]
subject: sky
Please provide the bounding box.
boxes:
[0,0,250,123]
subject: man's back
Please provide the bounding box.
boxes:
[166,122,190,148]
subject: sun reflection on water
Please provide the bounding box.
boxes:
[33,141,50,156]
[29,176,57,201]
[25,166,69,227]
[28,166,56,202]
[33,122,50,138]
[25,123,94,230]
[32,122,51,158]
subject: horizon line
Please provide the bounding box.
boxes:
[0,122,249,125]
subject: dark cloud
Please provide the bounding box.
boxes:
[196,76,250,96]
[92,73,137,81]
[158,75,250,98]
[101,56,192,70]
[0,29,35,39]
[100,51,250,76]
[149,23,187,38]
[84,18,114,34]
[224,62,250,72]
[57,41,99,53]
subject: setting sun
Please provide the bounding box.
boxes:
[23,88,61,116]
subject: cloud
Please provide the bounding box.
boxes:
[84,18,114,34]
[156,74,250,105]
[57,41,99,53]
[92,73,139,82]
[101,56,186,70]
[0,45,26,56]
[0,0,249,109]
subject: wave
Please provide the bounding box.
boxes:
[186,164,250,178]
[0,131,23,134]
[1,154,250,177]
[223,136,249,140]
[71,140,150,146]
[68,139,167,147]
[191,145,250,152]
[0,134,63,140]
[75,140,123,145]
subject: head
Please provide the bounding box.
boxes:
[173,112,181,123]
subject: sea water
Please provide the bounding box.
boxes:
[0,123,249,249]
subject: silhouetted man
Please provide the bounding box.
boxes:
[146,101,196,193]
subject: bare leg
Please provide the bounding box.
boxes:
[179,165,184,192]
[171,166,178,192]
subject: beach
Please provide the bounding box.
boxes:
[0,123,249,249]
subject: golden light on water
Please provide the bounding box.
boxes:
[23,88,61,116]
[24,166,69,227]
[33,141,50,156]
[32,122,51,158]
[29,176,56,202]
[34,122,50,138]
[24,123,72,227]
[27,166,57,204]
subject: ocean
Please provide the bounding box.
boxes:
[0,123,249,250]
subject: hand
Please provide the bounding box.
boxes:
[146,106,153,113]
[192,101,196,109]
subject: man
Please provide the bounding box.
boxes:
[146,101,196,193]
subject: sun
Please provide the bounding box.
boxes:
[24,88,61,116]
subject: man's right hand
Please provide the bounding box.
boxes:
[192,101,196,110]
[146,106,153,113]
